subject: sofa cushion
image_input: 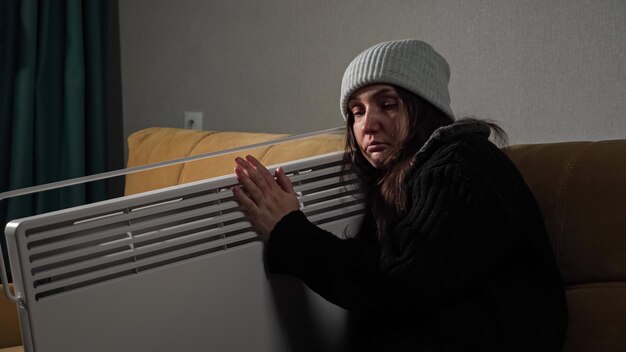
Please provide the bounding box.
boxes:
[178,131,288,184]
[126,127,216,195]
[505,140,626,286]
[0,285,22,349]
[126,128,345,194]
[0,346,23,352]
[260,134,346,166]
[563,283,626,352]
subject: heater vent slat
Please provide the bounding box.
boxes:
[26,211,131,240]
[27,198,241,257]
[299,184,360,204]
[33,231,258,298]
[31,218,254,281]
[7,152,364,300]
[26,190,236,242]
[29,208,247,266]
[288,164,343,183]
[293,175,345,194]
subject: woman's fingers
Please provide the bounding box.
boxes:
[245,155,278,190]
[232,185,258,214]
[235,156,272,193]
[234,165,265,206]
[275,167,295,194]
[232,157,301,239]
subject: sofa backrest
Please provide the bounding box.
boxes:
[125,128,345,195]
[505,140,626,352]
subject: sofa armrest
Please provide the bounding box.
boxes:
[0,285,22,349]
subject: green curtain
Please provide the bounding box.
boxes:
[1,0,113,281]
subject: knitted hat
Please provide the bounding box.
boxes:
[340,39,455,122]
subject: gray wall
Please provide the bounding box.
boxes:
[119,0,626,147]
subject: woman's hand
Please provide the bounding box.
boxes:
[232,155,300,240]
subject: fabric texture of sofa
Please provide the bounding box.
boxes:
[1,127,625,352]
[0,284,22,351]
[124,127,347,195]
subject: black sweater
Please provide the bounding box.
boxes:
[267,121,568,351]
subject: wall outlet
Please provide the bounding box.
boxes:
[184,111,203,130]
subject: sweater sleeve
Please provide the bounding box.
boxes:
[267,156,525,315]
[267,210,381,308]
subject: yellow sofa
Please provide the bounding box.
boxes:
[2,127,625,352]
[0,285,22,351]
[124,127,347,195]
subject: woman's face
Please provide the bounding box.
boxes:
[348,84,408,169]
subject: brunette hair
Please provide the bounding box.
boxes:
[342,86,507,236]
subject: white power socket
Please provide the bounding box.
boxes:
[184,111,203,130]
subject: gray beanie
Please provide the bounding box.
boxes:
[340,39,455,122]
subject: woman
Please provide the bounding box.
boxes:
[233,39,567,351]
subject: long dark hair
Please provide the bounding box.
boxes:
[342,86,507,237]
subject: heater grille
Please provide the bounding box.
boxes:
[7,153,364,301]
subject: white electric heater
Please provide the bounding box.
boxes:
[2,150,364,352]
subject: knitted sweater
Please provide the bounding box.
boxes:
[267,120,568,351]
